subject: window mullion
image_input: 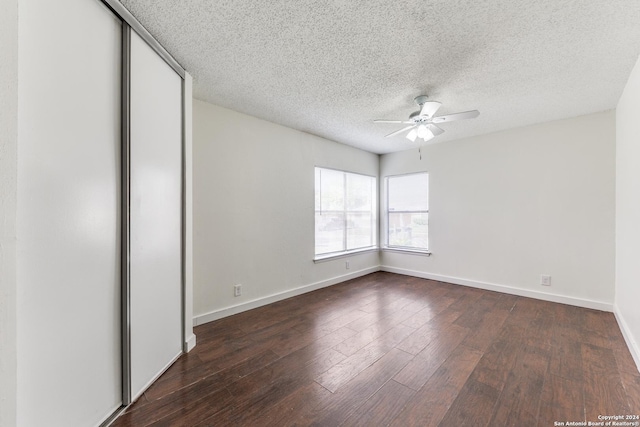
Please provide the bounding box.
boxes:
[386,177,390,247]
[343,172,347,251]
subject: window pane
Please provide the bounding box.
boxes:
[346,212,372,250]
[314,167,321,210]
[388,173,428,211]
[388,212,428,249]
[318,168,344,212]
[315,212,345,254]
[346,173,372,211]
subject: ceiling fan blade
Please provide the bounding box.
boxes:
[374,119,413,124]
[431,110,480,123]
[420,101,442,118]
[385,125,415,138]
[426,124,444,136]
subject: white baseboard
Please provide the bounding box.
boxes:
[194,266,615,326]
[380,266,614,312]
[183,333,197,352]
[193,266,380,326]
[613,306,640,374]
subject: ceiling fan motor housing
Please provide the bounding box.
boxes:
[414,95,430,106]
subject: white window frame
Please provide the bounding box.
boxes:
[384,172,430,254]
[314,167,377,261]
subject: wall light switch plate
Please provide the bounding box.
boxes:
[540,275,551,286]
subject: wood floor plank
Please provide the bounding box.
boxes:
[358,295,414,314]
[215,349,348,425]
[582,343,630,420]
[470,323,526,391]
[317,324,414,392]
[438,378,501,427]
[144,349,278,402]
[393,323,469,390]
[620,373,640,415]
[194,333,256,364]
[114,377,228,426]
[344,299,419,333]
[400,296,456,329]
[461,308,510,352]
[306,308,369,336]
[341,380,416,427]
[273,324,357,358]
[395,322,440,356]
[549,336,584,382]
[536,374,585,427]
[333,321,396,357]
[423,305,464,328]
[453,291,501,329]
[246,382,332,427]
[580,309,615,349]
[226,347,346,401]
[343,311,390,332]
[316,345,388,393]
[145,387,234,427]
[487,344,549,426]
[302,348,414,426]
[522,311,555,350]
[390,345,483,427]
[446,287,484,311]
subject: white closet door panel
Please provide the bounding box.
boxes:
[16,0,121,426]
[130,30,183,399]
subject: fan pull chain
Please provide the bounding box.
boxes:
[419,146,422,160]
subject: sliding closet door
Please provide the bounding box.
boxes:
[16,0,122,426]
[129,30,183,399]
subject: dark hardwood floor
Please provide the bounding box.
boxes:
[112,272,640,426]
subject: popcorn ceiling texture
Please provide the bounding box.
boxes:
[118,0,640,154]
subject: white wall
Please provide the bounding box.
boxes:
[193,100,380,323]
[0,0,18,425]
[380,111,616,309]
[615,54,640,370]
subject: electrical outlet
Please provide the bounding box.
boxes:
[234,284,242,297]
[540,275,551,286]
[345,260,350,270]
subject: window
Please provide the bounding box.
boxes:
[315,167,377,257]
[386,172,429,251]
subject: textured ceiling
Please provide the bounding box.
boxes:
[118,0,640,154]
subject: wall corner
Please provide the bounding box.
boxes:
[183,72,196,351]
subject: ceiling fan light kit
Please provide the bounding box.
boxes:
[374,95,480,143]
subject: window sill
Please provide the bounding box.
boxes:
[314,247,379,263]
[382,247,432,256]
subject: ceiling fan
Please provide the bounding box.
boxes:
[374,95,479,142]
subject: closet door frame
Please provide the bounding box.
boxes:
[99,1,189,424]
